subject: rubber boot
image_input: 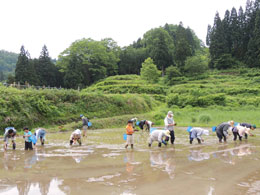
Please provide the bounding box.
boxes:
[125,144,128,149]
[70,140,73,145]
[197,139,201,144]
[190,140,193,144]
[131,144,134,149]
[148,143,151,147]
[158,143,162,147]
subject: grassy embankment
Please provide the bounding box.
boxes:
[2,69,260,133]
[80,69,260,129]
[0,80,157,133]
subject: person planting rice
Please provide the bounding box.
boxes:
[216,121,234,143]
[232,124,254,141]
[34,128,46,146]
[148,130,171,147]
[70,129,82,146]
[125,120,136,149]
[164,111,176,144]
[138,120,154,132]
[80,114,89,137]
[23,127,33,150]
[239,123,256,139]
[189,127,209,144]
[3,127,16,150]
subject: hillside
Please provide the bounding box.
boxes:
[0,50,18,79]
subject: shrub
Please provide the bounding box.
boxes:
[199,114,211,124]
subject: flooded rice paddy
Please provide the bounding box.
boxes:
[0,128,260,195]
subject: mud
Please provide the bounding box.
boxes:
[0,128,260,195]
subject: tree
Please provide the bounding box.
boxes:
[174,22,192,71]
[140,57,161,83]
[35,45,57,86]
[143,27,174,74]
[57,38,120,87]
[15,46,37,85]
[184,54,209,76]
[0,71,4,81]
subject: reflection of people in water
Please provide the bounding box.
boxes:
[17,180,31,195]
[24,151,38,169]
[150,151,175,179]
[2,151,16,170]
[124,151,135,174]
[72,156,83,163]
[188,149,210,162]
[212,144,252,164]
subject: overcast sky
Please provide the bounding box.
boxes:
[0,0,247,59]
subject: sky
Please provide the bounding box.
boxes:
[0,0,247,59]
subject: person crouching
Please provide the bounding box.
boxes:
[70,129,82,146]
[148,130,171,147]
[189,127,209,144]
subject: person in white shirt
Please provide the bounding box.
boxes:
[164,111,176,144]
[69,129,82,146]
[189,127,209,144]
[148,130,171,147]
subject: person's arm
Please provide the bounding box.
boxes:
[223,125,229,137]
[245,128,253,136]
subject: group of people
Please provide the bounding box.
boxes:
[124,111,256,148]
[3,126,46,150]
[2,111,256,150]
[3,114,89,150]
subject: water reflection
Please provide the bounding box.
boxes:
[212,144,253,164]
[188,148,210,162]
[149,150,175,179]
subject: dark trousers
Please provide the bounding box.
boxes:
[216,131,226,143]
[233,131,242,141]
[245,133,248,139]
[165,130,175,144]
[25,141,33,150]
[189,132,201,144]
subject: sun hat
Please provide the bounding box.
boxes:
[80,114,84,118]
[203,130,209,136]
[168,111,174,116]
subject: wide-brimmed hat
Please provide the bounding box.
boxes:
[165,130,171,137]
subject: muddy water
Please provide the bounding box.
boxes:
[0,128,260,195]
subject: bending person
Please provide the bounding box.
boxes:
[34,128,46,146]
[3,127,16,150]
[216,121,234,143]
[189,127,209,144]
[148,130,171,147]
[70,129,82,146]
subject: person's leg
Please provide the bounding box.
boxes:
[170,130,175,144]
[245,133,248,140]
[197,138,201,144]
[130,135,134,149]
[29,142,33,150]
[158,142,162,147]
[223,135,227,143]
[238,134,242,141]
[233,132,237,141]
[70,140,73,145]
[189,132,193,144]
[216,131,222,143]
[12,140,16,150]
[25,142,28,150]
[78,138,82,146]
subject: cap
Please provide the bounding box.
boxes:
[168,111,174,116]
[80,114,84,118]
[252,124,256,129]
[128,120,133,123]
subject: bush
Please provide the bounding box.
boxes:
[199,114,211,124]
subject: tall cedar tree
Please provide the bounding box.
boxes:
[36,45,57,86]
[15,46,37,85]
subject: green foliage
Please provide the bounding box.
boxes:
[0,86,157,131]
[140,57,161,83]
[184,54,209,76]
[0,50,18,79]
[199,114,212,124]
[164,65,182,85]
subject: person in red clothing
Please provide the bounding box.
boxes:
[125,120,135,149]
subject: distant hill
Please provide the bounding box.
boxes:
[0,50,18,79]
